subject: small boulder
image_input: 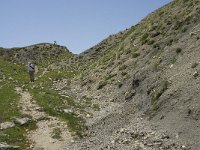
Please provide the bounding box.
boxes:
[0,143,19,150]
[125,90,136,101]
[0,122,15,130]
[86,114,92,118]
[63,108,74,114]
[191,63,198,68]
[193,71,199,78]
[13,117,31,126]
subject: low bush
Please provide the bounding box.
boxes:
[176,48,182,53]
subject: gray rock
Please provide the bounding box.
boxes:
[13,117,31,126]
[86,114,92,118]
[0,143,19,150]
[35,107,42,112]
[191,63,198,68]
[160,115,165,120]
[63,108,74,114]
[0,122,15,130]
[193,71,199,78]
[124,90,136,101]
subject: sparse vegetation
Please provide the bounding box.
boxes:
[51,128,62,139]
[140,33,149,43]
[147,40,155,45]
[181,27,187,32]
[152,61,159,71]
[171,56,177,64]
[27,70,86,137]
[153,43,160,49]
[97,80,107,90]
[132,52,140,58]
[151,80,169,108]
[176,47,182,53]
[92,104,100,111]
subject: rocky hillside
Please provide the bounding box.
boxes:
[0,43,72,64]
[0,0,200,149]
[56,0,200,149]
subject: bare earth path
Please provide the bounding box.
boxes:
[15,87,72,150]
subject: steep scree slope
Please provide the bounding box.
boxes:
[55,0,200,149]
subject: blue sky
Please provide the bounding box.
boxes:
[0,0,171,54]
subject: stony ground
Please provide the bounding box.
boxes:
[57,85,191,150]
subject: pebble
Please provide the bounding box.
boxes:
[193,71,198,78]
[86,114,92,118]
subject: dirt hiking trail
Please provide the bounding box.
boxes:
[15,87,72,150]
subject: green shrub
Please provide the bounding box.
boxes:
[176,48,182,53]
[153,43,160,49]
[140,33,149,44]
[151,80,169,106]
[142,39,149,44]
[181,27,187,32]
[141,33,149,41]
[92,104,100,111]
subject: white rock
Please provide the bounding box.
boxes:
[63,109,73,114]
[120,128,125,133]
[14,117,31,125]
[71,139,75,143]
[86,114,91,118]
[0,122,15,130]
[111,140,115,144]
[193,71,198,77]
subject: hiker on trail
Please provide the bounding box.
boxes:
[54,40,57,45]
[28,62,35,82]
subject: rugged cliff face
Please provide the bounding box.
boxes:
[0,0,200,149]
